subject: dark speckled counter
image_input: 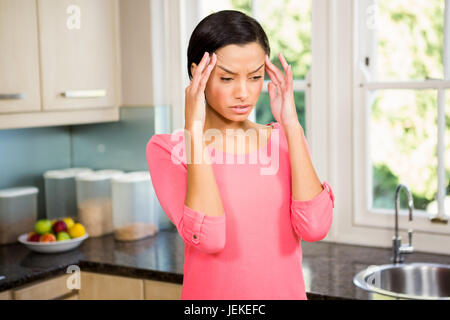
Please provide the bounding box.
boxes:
[1,230,450,300]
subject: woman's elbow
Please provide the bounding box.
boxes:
[301,209,333,242]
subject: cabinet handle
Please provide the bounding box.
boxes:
[61,89,106,98]
[0,93,26,100]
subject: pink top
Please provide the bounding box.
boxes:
[146,121,334,300]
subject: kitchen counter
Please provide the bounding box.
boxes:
[1,230,450,300]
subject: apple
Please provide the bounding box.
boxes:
[56,231,71,241]
[40,233,56,242]
[52,220,67,234]
[27,232,40,242]
[34,219,52,235]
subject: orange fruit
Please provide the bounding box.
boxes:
[40,233,56,242]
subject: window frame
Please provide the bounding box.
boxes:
[353,0,450,235]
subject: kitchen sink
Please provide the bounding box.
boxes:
[353,263,450,300]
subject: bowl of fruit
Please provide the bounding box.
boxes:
[18,217,89,253]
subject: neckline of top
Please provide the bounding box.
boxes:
[206,122,277,157]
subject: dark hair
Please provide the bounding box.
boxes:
[187,10,270,80]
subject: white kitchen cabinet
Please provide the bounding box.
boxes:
[12,274,77,300]
[37,0,120,111]
[79,272,144,300]
[78,272,183,300]
[0,0,121,129]
[0,289,12,300]
[0,0,41,114]
[0,272,183,300]
[143,279,182,300]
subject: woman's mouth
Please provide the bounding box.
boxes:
[231,105,251,114]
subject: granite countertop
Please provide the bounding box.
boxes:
[1,230,450,300]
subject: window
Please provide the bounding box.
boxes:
[354,0,450,233]
[198,0,312,131]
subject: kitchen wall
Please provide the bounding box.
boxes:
[0,106,174,230]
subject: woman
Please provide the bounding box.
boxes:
[146,10,334,300]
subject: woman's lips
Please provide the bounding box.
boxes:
[231,105,251,114]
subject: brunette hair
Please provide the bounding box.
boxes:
[187,10,270,80]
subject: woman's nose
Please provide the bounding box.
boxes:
[234,80,249,100]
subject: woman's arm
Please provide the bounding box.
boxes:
[283,123,323,201]
[184,51,224,218]
[264,52,334,242]
[184,126,225,218]
[284,123,323,201]
[284,122,334,242]
[146,134,225,254]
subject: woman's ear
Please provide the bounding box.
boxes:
[190,63,197,77]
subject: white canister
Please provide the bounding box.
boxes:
[0,186,38,244]
[75,170,124,237]
[111,171,159,241]
[43,168,92,220]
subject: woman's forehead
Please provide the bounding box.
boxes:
[215,44,265,73]
[216,63,265,75]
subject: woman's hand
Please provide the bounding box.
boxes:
[185,51,217,131]
[265,53,301,129]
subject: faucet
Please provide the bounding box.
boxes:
[391,184,414,264]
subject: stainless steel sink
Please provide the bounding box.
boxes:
[353,263,450,300]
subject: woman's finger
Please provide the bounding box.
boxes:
[278,53,294,93]
[286,64,293,93]
[198,53,217,91]
[278,53,289,75]
[267,82,277,101]
[265,55,285,91]
[265,56,281,86]
[191,52,211,91]
[265,64,280,87]
[193,52,210,88]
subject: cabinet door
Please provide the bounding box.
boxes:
[0,0,41,114]
[144,279,182,300]
[13,274,75,300]
[37,0,119,110]
[0,290,12,300]
[79,272,144,300]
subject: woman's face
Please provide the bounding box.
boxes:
[192,42,266,120]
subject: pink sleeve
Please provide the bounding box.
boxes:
[289,133,334,242]
[146,134,226,254]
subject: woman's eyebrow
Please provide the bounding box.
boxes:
[217,63,264,75]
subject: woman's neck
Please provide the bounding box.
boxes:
[203,104,255,136]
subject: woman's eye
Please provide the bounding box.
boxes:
[220,76,262,82]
